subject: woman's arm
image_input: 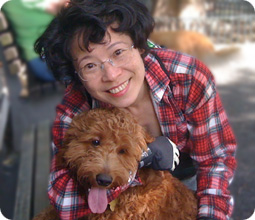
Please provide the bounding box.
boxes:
[184,62,237,220]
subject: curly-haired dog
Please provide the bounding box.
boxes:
[149,30,239,63]
[35,108,197,220]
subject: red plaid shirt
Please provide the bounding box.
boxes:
[50,48,237,220]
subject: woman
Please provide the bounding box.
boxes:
[35,0,237,219]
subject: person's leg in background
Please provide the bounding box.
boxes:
[27,57,55,82]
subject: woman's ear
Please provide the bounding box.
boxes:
[139,48,145,55]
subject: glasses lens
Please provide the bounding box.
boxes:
[111,46,133,67]
[79,63,99,81]
[78,45,133,81]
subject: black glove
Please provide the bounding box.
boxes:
[139,136,180,171]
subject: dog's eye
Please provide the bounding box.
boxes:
[91,139,100,147]
[118,148,127,154]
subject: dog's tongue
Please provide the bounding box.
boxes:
[88,187,108,213]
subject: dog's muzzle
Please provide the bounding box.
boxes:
[96,174,113,186]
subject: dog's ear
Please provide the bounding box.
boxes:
[55,112,89,169]
[55,147,67,169]
[144,129,155,144]
[137,127,155,152]
[55,132,75,169]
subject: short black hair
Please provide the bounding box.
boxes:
[35,0,155,84]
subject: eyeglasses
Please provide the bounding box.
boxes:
[76,44,134,81]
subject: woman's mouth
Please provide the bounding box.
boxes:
[108,80,129,95]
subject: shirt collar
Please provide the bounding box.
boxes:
[144,51,170,103]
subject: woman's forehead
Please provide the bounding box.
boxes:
[70,27,132,63]
[71,27,131,53]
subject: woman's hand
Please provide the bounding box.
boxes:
[139,136,180,171]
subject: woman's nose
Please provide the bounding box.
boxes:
[101,61,122,81]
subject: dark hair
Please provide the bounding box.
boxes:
[35,0,155,84]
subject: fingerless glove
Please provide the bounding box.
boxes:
[139,136,180,171]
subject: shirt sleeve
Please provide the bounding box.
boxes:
[48,84,93,219]
[185,61,237,220]
[47,84,139,219]
[48,153,92,219]
[21,0,65,13]
[21,0,49,11]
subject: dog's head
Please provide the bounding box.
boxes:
[57,108,154,189]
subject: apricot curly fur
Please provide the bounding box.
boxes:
[34,108,197,220]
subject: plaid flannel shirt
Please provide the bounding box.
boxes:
[50,48,237,220]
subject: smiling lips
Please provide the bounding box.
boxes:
[108,80,129,95]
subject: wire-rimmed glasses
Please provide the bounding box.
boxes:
[76,44,134,81]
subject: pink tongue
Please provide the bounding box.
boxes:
[88,187,108,213]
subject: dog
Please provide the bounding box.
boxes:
[152,0,209,19]
[34,108,197,220]
[152,0,213,33]
[149,30,239,63]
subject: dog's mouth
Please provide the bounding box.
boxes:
[88,170,137,214]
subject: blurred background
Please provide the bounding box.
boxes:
[0,0,255,219]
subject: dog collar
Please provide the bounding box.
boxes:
[106,169,142,198]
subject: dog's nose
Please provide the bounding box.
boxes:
[96,174,113,186]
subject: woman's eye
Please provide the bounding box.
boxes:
[91,139,100,147]
[85,63,96,70]
[114,49,124,56]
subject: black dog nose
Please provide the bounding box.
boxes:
[96,174,113,186]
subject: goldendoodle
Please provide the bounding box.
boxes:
[34,108,197,220]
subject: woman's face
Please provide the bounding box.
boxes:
[70,27,147,108]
